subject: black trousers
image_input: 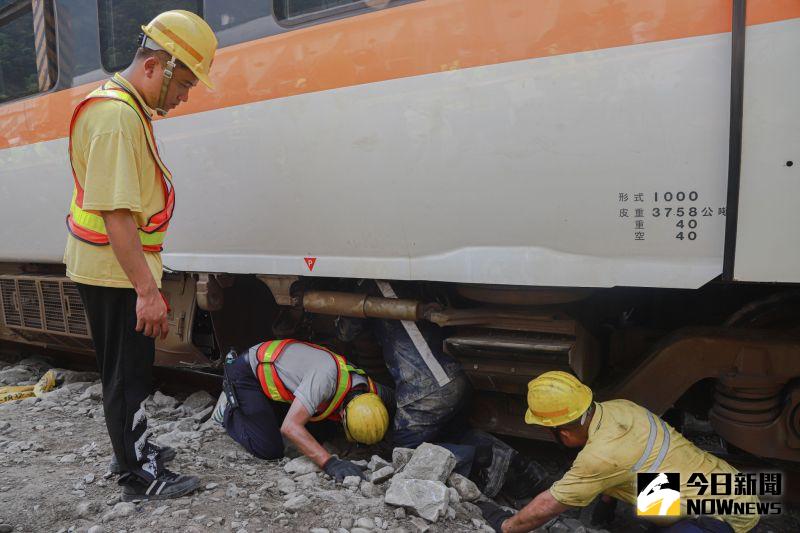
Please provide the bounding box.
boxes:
[77,283,162,481]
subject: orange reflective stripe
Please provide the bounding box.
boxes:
[532,406,570,418]
[152,20,204,63]
[255,340,370,422]
[257,340,294,402]
[310,353,352,422]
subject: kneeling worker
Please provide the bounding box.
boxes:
[216,340,393,482]
[479,371,759,533]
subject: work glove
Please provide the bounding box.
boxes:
[323,456,366,483]
[591,495,618,527]
[477,501,513,533]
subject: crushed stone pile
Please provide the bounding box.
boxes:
[8,354,788,532]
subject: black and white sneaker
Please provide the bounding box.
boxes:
[120,469,200,501]
[108,445,176,475]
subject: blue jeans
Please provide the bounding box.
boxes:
[392,372,476,476]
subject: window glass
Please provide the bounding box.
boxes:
[0,5,41,103]
[98,0,203,73]
[274,0,361,21]
[205,0,269,33]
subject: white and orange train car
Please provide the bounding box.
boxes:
[1,0,799,459]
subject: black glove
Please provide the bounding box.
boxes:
[477,501,513,533]
[322,456,366,483]
[591,496,617,527]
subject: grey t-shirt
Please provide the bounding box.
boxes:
[249,342,367,417]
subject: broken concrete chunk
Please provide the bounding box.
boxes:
[82,383,103,401]
[343,475,361,488]
[408,516,431,533]
[355,517,376,529]
[283,494,310,512]
[153,390,178,408]
[448,473,482,502]
[183,390,214,412]
[368,454,391,471]
[283,455,321,476]
[385,478,449,522]
[392,448,414,471]
[395,443,456,483]
[371,465,395,484]
[277,477,296,494]
[295,472,319,486]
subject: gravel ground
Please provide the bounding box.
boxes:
[0,351,797,533]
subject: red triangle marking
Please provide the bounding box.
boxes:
[304,257,317,272]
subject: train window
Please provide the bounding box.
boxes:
[204,0,272,47]
[274,1,397,26]
[0,0,56,103]
[98,0,203,73]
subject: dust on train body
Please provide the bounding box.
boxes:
[1,0,799,461]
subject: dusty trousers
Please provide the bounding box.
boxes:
[77,284,162,481]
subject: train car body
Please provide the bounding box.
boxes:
[1,0,799,461]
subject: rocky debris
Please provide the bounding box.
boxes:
[283,494,311,512]
[3,352,707,533]
[408,516,430,533]
[392,447,414,471]
[0,364,38,385]
[386,478,450,521]
[101,501,136,522]
[448,472,482,502]
[76,501,101,518]
[284,455,321,476]
[277,477,297,494]
[368,454,391,471]
[155,429,202,450]
[182,390,214,413]
[395,443,456,483]
[371,465,395,484]
[343,475,362,488]
[152,390,178,409]
[80,383,103,401]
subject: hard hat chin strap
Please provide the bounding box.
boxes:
[155,55,176,116]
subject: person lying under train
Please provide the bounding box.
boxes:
[477,371,760,533]
[212,339,395,483]
[334,279,551,504]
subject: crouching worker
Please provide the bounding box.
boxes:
[337,280,550,502]
[478,371,759,533]
[213,340,394,483]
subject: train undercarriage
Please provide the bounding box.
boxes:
[1,263,799,463]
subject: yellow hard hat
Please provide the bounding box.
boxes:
[342,392,389,445]
[141,10,217,89]
[525,371,593,427]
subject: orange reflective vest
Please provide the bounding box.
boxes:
[66,79,175,252]
[255,340,378,422]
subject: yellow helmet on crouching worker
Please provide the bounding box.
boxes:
[140,10,217,115]
[525,371,593,427]
[342,392,389,445]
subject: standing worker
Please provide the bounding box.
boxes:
[64,10,217,501]
[216,340,394,483]
[478,371,759,533]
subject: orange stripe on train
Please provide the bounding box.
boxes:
[1,0,798,150]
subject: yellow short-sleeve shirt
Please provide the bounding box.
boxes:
[549,400,759,533]
[63,74,164,288]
